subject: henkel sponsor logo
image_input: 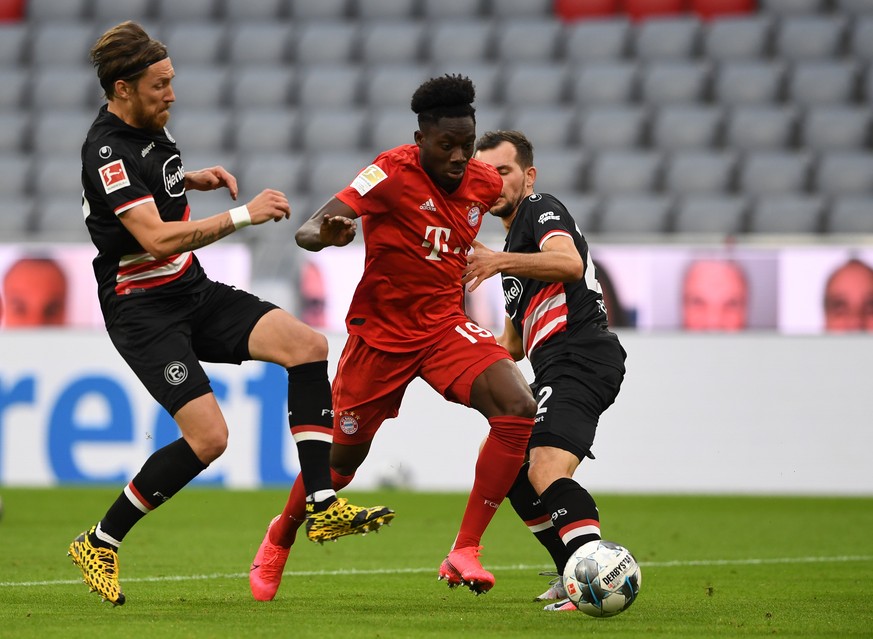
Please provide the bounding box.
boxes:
[99,159,130,194]
[163,154,186,197]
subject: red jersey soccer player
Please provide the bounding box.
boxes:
[249,75,536,601]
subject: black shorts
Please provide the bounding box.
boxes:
[106,279,277,416]
[529,357,624,462]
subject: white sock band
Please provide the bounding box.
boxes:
[229,205,251,230]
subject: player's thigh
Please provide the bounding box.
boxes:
[247,308,328,367]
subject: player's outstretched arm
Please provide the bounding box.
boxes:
[295,197,358,252]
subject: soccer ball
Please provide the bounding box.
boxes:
[563,540,642,617]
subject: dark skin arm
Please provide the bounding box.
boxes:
[295,197,359,252]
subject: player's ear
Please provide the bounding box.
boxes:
[525,166,537,190]
[114,79,132,99]
[413,129,424,147]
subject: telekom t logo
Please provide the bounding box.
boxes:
[422,225,461,261]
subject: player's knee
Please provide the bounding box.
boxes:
[504,392,538,419]
[196,430,228,464]
[291,327,329,364]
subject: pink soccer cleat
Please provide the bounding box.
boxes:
[437,545,495,595]
[249,515,291,601]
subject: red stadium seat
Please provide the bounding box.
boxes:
[554,0,620,21]
[690,0,755,19]
[623,0,688,21]
[0,0,24,20]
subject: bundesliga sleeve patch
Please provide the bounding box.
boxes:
[98,158,131,194]
[350,164,388,196]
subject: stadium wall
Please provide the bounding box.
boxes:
[0,331,870,495]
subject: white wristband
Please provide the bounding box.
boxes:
[229,205,251,230]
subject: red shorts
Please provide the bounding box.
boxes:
[332,319,512,445]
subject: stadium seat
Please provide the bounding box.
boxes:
[664,150,737,194]
[702,16,772,60]
[0,23,27,66]
[297,65,361,108]
[29,23,95,67]
[294,22,358,64]
[640,61,711,105]
[0,153,31,198]
[748,194,824,233]
[0,112,28,153]
[224,0,285,20]
[26,0,89,20]
[227,22,292,65]
[237,153,306,198]
[713,61,786,105]
[577,106,647,150]
[230,65,295,109]
[33,196,90,239]
[360,21,424,64]
[166,109,230,152]
[800,106,871,151]
[0,69,27,110]
[623,0,686,20]
[162,23,227,65]
[673,195,748,234]
[494,19,562,62]
[528,149,587,193]
[557,193,600,231]
[30,67,102,111]
[0,196,35,239]
[91,0,152,20]
[488,0,553,18]
[155,0,221,20]
[598,195,673,234]
[352,0,418,19]
[431,62,501,104]
[306,151,374,199]
[590,151,662,194]
[814,151,873,196]
[426,20,494,65]
[564,18,630,61]
[554,0,620,21]
[367,108,418,151]
[232,109,299,153]
[690,0,755,19]
[502,64,568,105]
[169,67,229,108]
[34,155,83,196]
[299,108,367,151]
[634,17,702,60]
[420,0,484,18]
[504,106,576,149]
[571,62,638,106]
[773,16,847,60]
[837,0,873,14]
[724,105,798,151]
[362,65,432,107]
[825,196,873,233]
[757,0,828,13]
[738,152,812,195]
[470,105,508,137]
[786,61,859,106]
[865,66,873,102]
[650,105,723,150]
[180,151,238,179]
[849,16,873,62]
[31,110,95,154]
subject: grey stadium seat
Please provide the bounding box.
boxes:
[529,149,587,193]
[571,62,638,106]
[306,151,374,199]
[748,194,824,233]
[564,19,631,62]
[299,108,367,151]
[489,0,553,18]
[421,0,485,18]
[29,23,95,67]
[0,23,27,66]
[224,0,286,20]
[826,196,873,233]
[352,0,418,19]
[0,154,32,198]
[227,22,292,65]
[774,16,847,60]
[494,19,562,62]
[169,67,229,108]
[35,155,83,196]
[837,0,873,14]
[738,152,812,195]
[470,105,508,138]
[359,21,424,64]
[713,61,786,105]
[598,195,673,234]
[288,0,349,19]
[758,0,828,13]
[294,22,358,65]
[155,0,222,20]
[30,67,103,111]
[634,17,701,60]
[297,65,361,108]
[162,23,227,65]
[237,153,306,197]
[664,151,737,194]
[230,66,295,109]
[850,16,873,63]
[34,196,90,239]
[0,196,35,239]
[31,110,96,154]
[91,0,153,20]
[814,151,873,196]
[702,16,772,61]
[786,61,858,106]
[558,193,600,231]
[232,109,299,153]
[0,69,27,110]
[502,64,568,105]
[165,109,231,152]
[577,106,647,150]
[504,106,576,149]
[724,105,798,151]
[426,20,494,65]
[673,195,748,234]
[651,105,723,150]
[362,65,432,107]
[800,106,872,151]
[0,112,28,153]
[27,0,89,20]
[431,62,501,104]
[367,108,418,151]
[590,151,662,195]
[640,61,711,105]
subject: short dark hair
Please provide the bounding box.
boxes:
[475,130,535,169]
[90,21,168,99]
[410,74,476,128]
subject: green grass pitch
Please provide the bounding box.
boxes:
[0,488,871,638]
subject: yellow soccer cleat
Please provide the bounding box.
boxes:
[68,526,125,606]
[305,497,395,544]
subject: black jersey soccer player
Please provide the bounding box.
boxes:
[68,21,391,606]
[467,130,627,611]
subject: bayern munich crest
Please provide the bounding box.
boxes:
[467,206,481,227]
[339,412,359,435]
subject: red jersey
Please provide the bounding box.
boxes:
[335,144,501,352]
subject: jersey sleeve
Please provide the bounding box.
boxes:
[525,194,575,251]
[335,151,405,218]
[82,137,156,217]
